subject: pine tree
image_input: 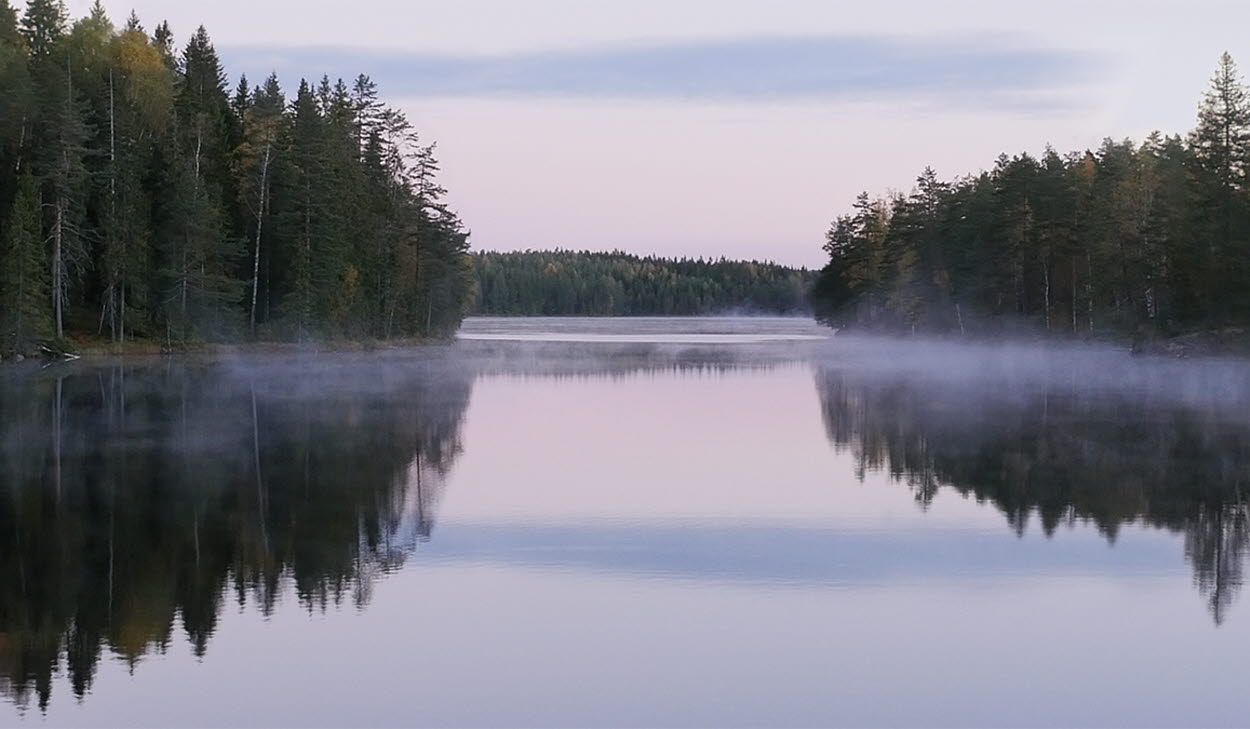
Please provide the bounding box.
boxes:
[1190,52,1250,318]
[1192,53,1250,198]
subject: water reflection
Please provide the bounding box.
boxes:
[813,364,1250,625]
[0,344,813,713]
[0,354,471,711]
[2,331,1250,722]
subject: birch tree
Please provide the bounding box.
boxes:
[234,74,284,331]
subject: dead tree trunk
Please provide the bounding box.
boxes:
[249,142,271,332]
[52,199,64,339]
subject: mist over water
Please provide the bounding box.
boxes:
[2,318,1249,727]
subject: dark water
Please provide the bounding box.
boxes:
[2,318,1249,728]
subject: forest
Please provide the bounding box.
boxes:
[0,0,475,355]
[473,250,813,316]
[811,53,1250,340]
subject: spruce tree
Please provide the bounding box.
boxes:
[0,0,31,214]
[161,25,239,339]
[176,26,232,190]
[152,20,174,70]
[277,79,332,336]
[159,154,232,341]
[34,36,92,339]
[0,174,50,352]
[0,0,20,44]
[231,73,249,120]
[319,77,368,333]
[19,0,65,63]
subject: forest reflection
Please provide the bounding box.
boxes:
[813,363,1250,626]
[0,344,785,712]
[4,339,1250,713]
[0,353,472,711]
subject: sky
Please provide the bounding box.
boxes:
[68,1,1250,267]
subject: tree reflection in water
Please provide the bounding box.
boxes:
[814,364,1250,626]
[0,353,471,711]
[3,338,1249,713]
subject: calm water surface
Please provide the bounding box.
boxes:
[2,317,1249,727]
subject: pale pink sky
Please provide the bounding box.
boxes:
[70,0,1250,267]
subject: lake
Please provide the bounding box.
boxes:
[2,317,1249,728]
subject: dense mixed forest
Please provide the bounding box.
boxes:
[0,0,475,355]
[811,53,1250,340]
[473,250,813,316]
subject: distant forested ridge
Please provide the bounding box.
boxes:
[0,0,475,355]
[473,250,813,316]
[812,53,1250,340]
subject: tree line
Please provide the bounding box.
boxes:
[473,249,813,316]
[812,53,1250,339]
[0,0,475,355]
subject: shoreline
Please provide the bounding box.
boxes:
[5,322,1250,364]
[0,336,448,363]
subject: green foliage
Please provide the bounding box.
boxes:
[0,174,49,349]
[18,0,63,62]
[0,0,22,45]
[473,250,812,316]
[812,53,1250,337]
[0,3,475,348]
[0,0,32,224]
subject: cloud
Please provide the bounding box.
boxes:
[222,34,1106,108]
[412,521,1173,586]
